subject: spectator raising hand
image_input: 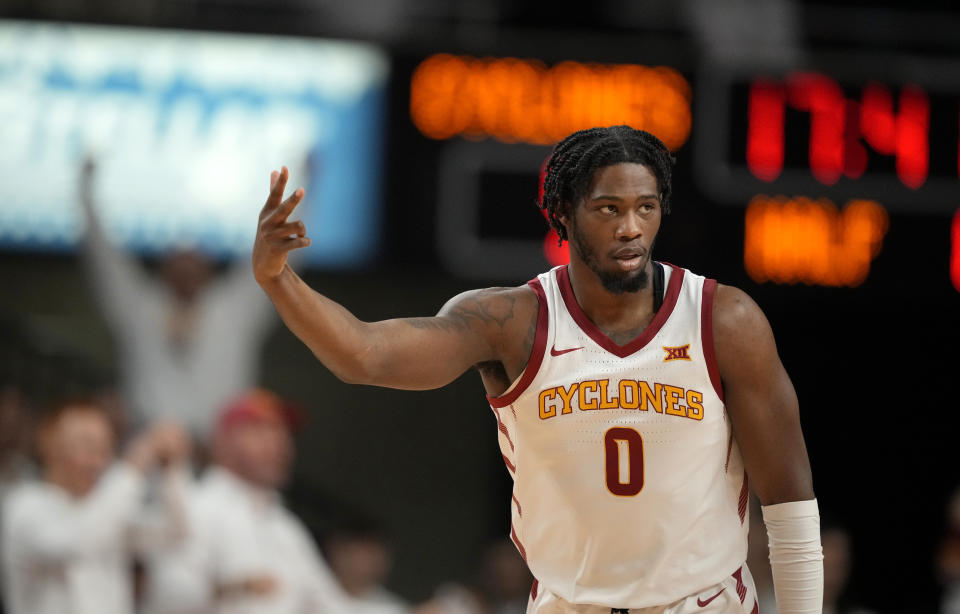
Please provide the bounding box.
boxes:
[79,156,277,438]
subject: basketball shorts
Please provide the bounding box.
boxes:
[526,565,759,614]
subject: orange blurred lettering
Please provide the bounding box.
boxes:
[410,54,691,149]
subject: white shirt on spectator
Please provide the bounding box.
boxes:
[0,454,36,605]
[81,198,275,438]
[2,464,146,614]
[144,467,350,614]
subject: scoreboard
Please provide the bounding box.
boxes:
[694,58,960,290]
[409,53,960,290]
[695,63,960,210]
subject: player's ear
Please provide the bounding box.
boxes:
[557,200,571,226]
[557,201,573,239]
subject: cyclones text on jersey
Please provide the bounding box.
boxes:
[537,378,706,421]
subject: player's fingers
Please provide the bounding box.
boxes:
[269,170,280,191]
[261,166,290,215]
[271,187,305,223]
[275,235,311,252]
[270,220,306,238]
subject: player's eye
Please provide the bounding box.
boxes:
[601,204,618,214]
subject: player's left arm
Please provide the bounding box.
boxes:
[713,284,812,504]
[713,284,822,613]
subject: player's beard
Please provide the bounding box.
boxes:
[570,221,650,295]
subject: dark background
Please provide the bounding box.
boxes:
[1,1,959,611]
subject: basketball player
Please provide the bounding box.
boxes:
[252,126,823,613]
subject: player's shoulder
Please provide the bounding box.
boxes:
[712,283,777,353]
[713,283,764,323]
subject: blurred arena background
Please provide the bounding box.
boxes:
[0,0,958,612]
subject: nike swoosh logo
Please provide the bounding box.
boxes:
[697,588,725,607]
[550,345,583,356]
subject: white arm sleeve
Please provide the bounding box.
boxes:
[762,498,824,614]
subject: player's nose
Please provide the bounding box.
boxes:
[616,211,643,240]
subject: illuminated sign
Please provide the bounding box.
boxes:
[419,54,692,280]
[0,20,388,266]
[695,61,960,211]
[744,195,888,287]
[410,54,691,150]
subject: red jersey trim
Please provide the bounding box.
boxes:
[492,406,515,452]
[487,278,548,408]
[511,523,528,561]
[555,263,685,359]
[701,277,724,401]
[738,471,749,524]
[732,566,748,603]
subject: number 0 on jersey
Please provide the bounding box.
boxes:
[604,427,645,496]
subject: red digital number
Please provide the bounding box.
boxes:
[746,80,786,182]
[787,72,847,185]
[894,86,929,189]
[951,209,960,293]
[857,82,930,188]
[747,73,930,190]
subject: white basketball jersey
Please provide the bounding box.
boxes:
[487,263,749,609]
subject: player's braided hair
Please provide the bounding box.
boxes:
[540,125,676,243]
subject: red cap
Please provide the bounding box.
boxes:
[216,388,304,432]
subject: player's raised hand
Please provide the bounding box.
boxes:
[252,166,310,285]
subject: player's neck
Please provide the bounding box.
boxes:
[565,259,656,331]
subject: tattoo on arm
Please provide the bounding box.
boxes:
[520,309,536,360]
[404,290,517,333]
[473,303,536,389]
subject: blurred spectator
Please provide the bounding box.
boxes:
[820,517,877,614]
[475,540,531,614]
[938,486,960,614]
[324,517,407,614]
[143,388,350,614]
[412,539,531,614]
[1,400,189,614]
[0,386,35,492]
[79,158,276,438]
[748,500,877,614]
[412,584,485,614]
[0,385,36,613]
